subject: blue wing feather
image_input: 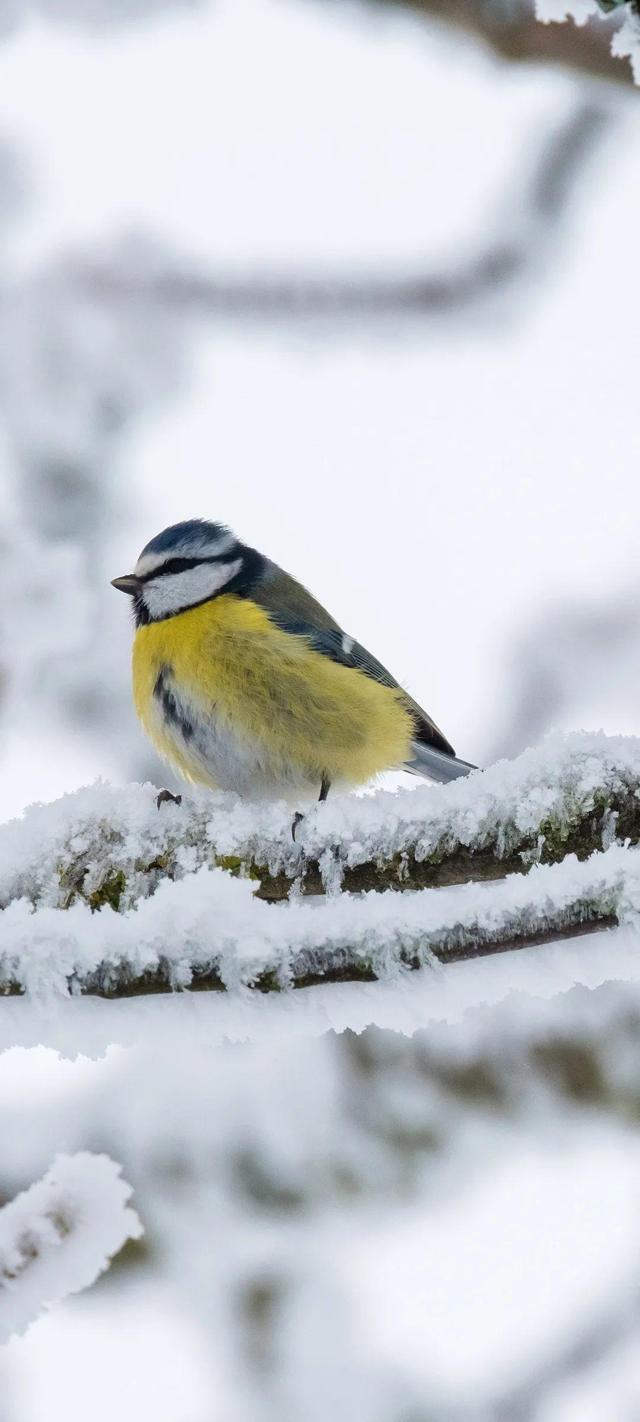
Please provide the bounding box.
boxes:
[252,563,459,761]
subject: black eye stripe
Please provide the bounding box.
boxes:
[137,555,235,583]
[132,543,263,624]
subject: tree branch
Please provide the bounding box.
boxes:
[0,732,636,908]
[0,1154,142,1343]
[362,0,630,88]
[65,101,608,325]
[0,733,639,997]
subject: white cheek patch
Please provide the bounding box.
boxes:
[142,558,243,619]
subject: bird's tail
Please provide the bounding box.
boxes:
[405,741,477,785]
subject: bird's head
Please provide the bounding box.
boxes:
[112,519,259,625]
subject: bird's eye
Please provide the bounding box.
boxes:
[139,556,205,581]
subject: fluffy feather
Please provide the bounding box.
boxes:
[119,519,476,796]
[250,563,476,781]
[132,594,415,797]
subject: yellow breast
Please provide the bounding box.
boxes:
[132,595,414,792]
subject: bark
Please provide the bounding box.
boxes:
[365,0,630,88]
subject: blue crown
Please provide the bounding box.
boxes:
[140,520,235,559]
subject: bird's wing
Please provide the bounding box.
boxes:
[253,563,457,758]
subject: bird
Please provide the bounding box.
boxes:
[112,519,475,813]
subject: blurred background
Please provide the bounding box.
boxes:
[1,0,640,1416]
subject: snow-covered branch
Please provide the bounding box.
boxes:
[0,731,636,909]
[384,0,638,87]
[536,0,640,85]
[0,733,639,996]
[0,1153,142,1344]
[0,841,632,995]
[69,104,608,325]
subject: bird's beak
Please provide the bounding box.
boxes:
[111,575,140,596]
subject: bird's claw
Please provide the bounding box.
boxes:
[156,789,182,810]
[291,811,305,842]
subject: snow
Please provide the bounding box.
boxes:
[0,0,638,1412]
[611,7,640,82]
[5,1289,214,1422]
[0,921,633,1055]
[4,994,640,1415]
[0,730,636,1014]
[0,0,635,829]
[345,1137,640,1402]
[0,837,635,999]
[0,730,637,914]
[0,731,638,1003]
[0,1152,142,1344]
[535,0,599,23]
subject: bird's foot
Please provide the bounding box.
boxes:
[156,789,182,810]
[291,811,305,842]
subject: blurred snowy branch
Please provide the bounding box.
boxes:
[0,239,193,546]
[4,1013,640,1414]
[0,0,635,88]
[536,0,640,84]
[365,0,640,87]
[0,236,196,778]
[0,1153,142,1345]
[72,102,608,323]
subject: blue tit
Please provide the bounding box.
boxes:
[112,519,475,804]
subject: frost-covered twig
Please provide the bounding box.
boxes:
[0,1153,142,1344]
[0,732,638,911]
[0,839,636,996]
[0,733,638,997]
